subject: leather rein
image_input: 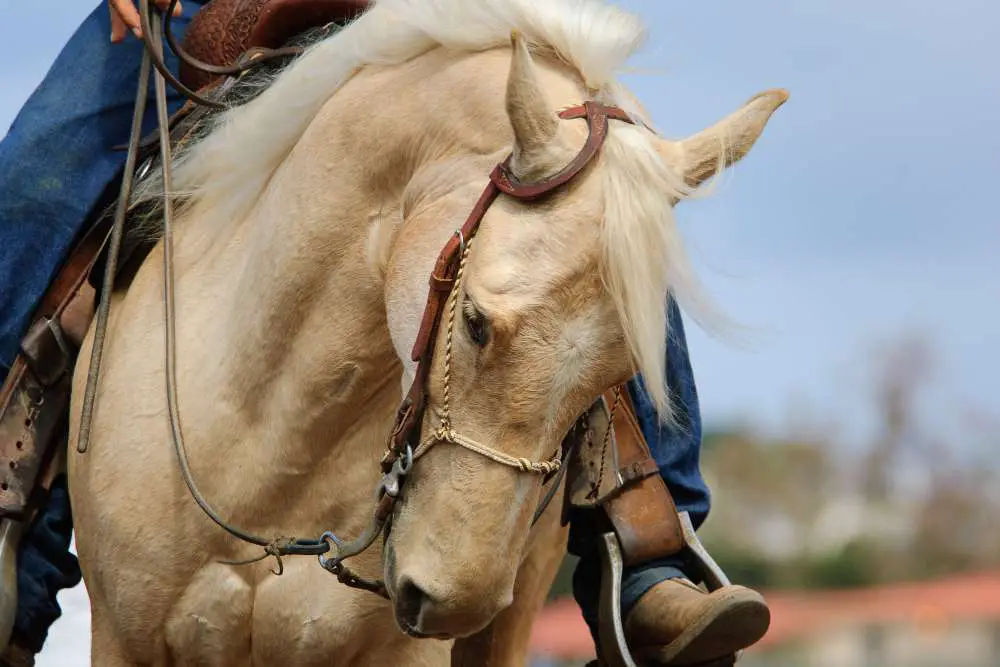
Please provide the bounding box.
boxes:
[78,2,635,599]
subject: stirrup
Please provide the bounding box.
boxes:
[0,518,22,651]
[593,511,736,667]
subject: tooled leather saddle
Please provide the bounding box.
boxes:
[179,0,371,91]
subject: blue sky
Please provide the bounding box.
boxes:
[2,0,998,451]
[618,0,1000,450]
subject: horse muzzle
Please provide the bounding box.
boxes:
[384,540,511,639]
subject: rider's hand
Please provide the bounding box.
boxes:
[109,0,183,43]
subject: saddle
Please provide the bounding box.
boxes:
[179,0,371,90]
[0,3,734,664]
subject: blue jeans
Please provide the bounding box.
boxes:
[0,2,204,374]
[0,1,204,651]
[571,298,710,641]
[0,2,711,652]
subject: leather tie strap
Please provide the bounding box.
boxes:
[410,179,501,364]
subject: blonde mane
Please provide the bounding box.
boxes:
[144,0,717,420]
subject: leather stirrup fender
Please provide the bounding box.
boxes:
[568,385,685,566]
[601,387,685,566]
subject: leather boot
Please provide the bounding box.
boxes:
[624,578,770,666]
[0,637,35,667]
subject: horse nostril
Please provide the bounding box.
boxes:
[395,577,430,632]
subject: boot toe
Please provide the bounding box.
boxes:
[626,581,770,666]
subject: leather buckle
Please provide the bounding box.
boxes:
[20,318,74,388]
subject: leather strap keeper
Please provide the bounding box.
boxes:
[20,318,74,389]
[600,386,685,567]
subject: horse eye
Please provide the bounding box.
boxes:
[463,301,490,348]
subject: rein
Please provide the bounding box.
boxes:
[77,2,635,599]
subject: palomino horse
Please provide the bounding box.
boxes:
[67,0,785,663]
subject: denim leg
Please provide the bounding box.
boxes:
[0,1,204,376]
[0,1,204,650]
[571,297,711,639]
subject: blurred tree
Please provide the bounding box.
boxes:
[802,538,880,589]
[862,334,933,504]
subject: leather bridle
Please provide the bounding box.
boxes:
[317,101,636,594]
[79,1,636,600]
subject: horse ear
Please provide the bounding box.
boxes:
[505,31,559,177]
[662,89,789,188]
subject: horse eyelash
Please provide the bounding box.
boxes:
[462,298,478,320]
[462,296,490,347]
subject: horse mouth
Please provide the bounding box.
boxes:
[397,618,439,639]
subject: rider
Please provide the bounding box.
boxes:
[0,1,769,665]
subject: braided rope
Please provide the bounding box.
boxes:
[440,235,473,431]
[413,428,561,475]
[593,386,621,493]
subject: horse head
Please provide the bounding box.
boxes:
[379,33,786,638]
